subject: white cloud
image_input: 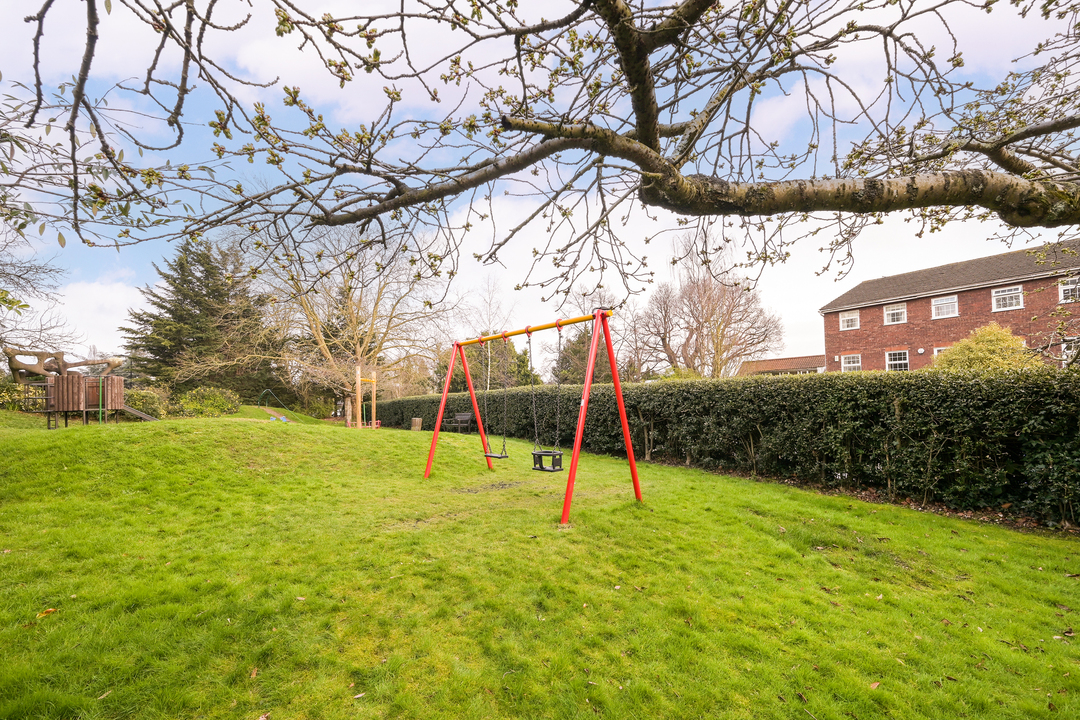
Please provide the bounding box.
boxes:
[56,279,147,356]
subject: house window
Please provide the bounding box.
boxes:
[933,346,950,356]
[1060,278,1080,303]
[993,285,1023,311]
[839,310,860,330]
[841,354,861,372]
[883,303,907,325]
[932,295,958,318]
[886,351,909,371]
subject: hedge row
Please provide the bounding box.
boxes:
[378,370,1080,523]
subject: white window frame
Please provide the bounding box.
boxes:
[931,295,959,319]
[933,347,950,356]
[840,354,861,372]
[883,303,907,325]
[885,351,909,371]
[1060,278,1080,304]
[992,285,1023,312]
[839,310,860,331]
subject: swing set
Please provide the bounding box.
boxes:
[424,308,641,524]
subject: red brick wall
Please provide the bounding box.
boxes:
[823,277,1069,372]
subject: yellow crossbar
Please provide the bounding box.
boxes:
[457,310,612,347]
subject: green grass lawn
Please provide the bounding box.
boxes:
[226,404,326,425]
[1,411,1077,719]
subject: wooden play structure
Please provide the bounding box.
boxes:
[3,346,155,428]
[424,308,641,524]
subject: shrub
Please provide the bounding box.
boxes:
[171,387,241,418]
[125,388,168,419]
[0,379,23,411]
[929,322,1041,371]
[379,369,1080,523]
[305,398,335,419]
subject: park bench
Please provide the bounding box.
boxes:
[441,412,474,433]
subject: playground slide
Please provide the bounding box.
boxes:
[121,405,159,421]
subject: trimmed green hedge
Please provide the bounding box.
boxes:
[379,370,1080,523]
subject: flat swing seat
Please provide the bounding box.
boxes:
[484,451,509,459]
[532,449,564,472]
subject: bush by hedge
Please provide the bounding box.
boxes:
[0,379,23,411]
[378,369,1080,523]
[170,387,241,418]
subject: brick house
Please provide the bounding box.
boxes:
[819,240,1080,372]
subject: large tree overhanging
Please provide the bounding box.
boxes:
[7,0,1080,296]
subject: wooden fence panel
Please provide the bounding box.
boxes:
[53,375,85,412]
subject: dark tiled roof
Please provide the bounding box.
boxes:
[819,239,1080,313]
[738,355,826,376]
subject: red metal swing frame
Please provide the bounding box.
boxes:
[423,308,642,524]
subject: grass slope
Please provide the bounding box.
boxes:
[0,409,46,430]
[227,405,325,424]
[0,413,1077,719]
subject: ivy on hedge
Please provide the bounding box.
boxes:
[379,370,1079,523]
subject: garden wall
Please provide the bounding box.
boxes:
[378,370,1080,522]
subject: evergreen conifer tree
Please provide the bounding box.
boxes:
[122,238,285,400]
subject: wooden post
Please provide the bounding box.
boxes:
[372,368,377,428]
[355,365,362,429]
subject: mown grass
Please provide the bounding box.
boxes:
[226,405,325,424]
[1,411,1077,719]
[0,409,46,430]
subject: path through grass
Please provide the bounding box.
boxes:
[1,412,1077,719]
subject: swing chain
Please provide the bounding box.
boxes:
[527,328,541,451]
[500,332,509,456]
[481,338,490,428]
[554,321,562,451]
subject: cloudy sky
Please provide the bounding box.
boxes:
[1,2,1066,362]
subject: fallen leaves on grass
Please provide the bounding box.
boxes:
[97,690,111,700]
[36,608,57,618]
[870,682,880,690]
[353,693,365,699]
[250,667,258,678]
